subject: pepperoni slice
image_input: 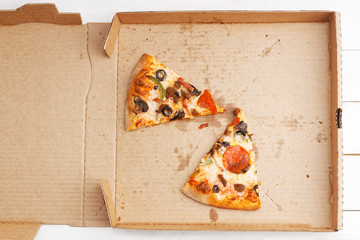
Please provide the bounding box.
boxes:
[196,89,217,114]
[222,146,250,174]
[229,117,240,127]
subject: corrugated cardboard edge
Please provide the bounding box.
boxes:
[111,224,335,231]
[103,10,334,57]
[100,180,117,227]
[0,223,41,240]
[329,12,343,231]
[0,3,82,25]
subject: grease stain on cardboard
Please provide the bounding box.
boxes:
[209,208,218,222]
[316,133,327,143]
[261,39,280,57]
[275,139,285,158]
[177,144,196,171]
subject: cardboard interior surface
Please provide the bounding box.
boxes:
[103,11,342,231]
[0,4,342,234]
[0,4,116,227]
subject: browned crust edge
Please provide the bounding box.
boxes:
[182,183,261,210]
[125,54,155,131]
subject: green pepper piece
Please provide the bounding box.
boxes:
[147,75,165,100]
[200,157,213,166]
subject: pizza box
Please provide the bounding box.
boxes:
[0,3,342,238]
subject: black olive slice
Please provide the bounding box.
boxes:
[221,141,230,148]
[189,84,201,96]
[159,104,173,117]
[253,185,259,196]
[212,185,220,193]
[156,69,166,81]
[241,164,251,173]
[171,109,185,120]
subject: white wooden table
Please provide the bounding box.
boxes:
[2,0,359,239]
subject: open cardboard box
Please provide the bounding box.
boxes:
[0,3,342,239]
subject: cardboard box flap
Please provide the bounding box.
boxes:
[0,3,82,25]
[104,15,121,57]
[0,223,41,240]
[100,180,117,227]
[0,15,117,228]
[103,11,334,57]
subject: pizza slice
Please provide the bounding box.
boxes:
[125,54,225,131]
[182,108,261,210]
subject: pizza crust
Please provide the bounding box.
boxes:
[125,54,155,131]
[182,183,261,210]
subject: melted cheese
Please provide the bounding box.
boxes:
[195,114,259,197]
[135,60,208,123]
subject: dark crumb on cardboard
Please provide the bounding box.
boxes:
[306,174,309,178]
[319,121,323,124]
[146,38,148,40]
[132,28,136,30]
[118,216,121,221]
[265,34,268,37]
[149,28,151,31]
[199,123,209,129]
[278,39,281,42]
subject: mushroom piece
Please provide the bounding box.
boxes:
[234,183,245,192]
[132,97,149,114]
[235,121,248,136]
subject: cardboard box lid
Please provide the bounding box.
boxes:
[101,10,343,231]
[0,4,117,235]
